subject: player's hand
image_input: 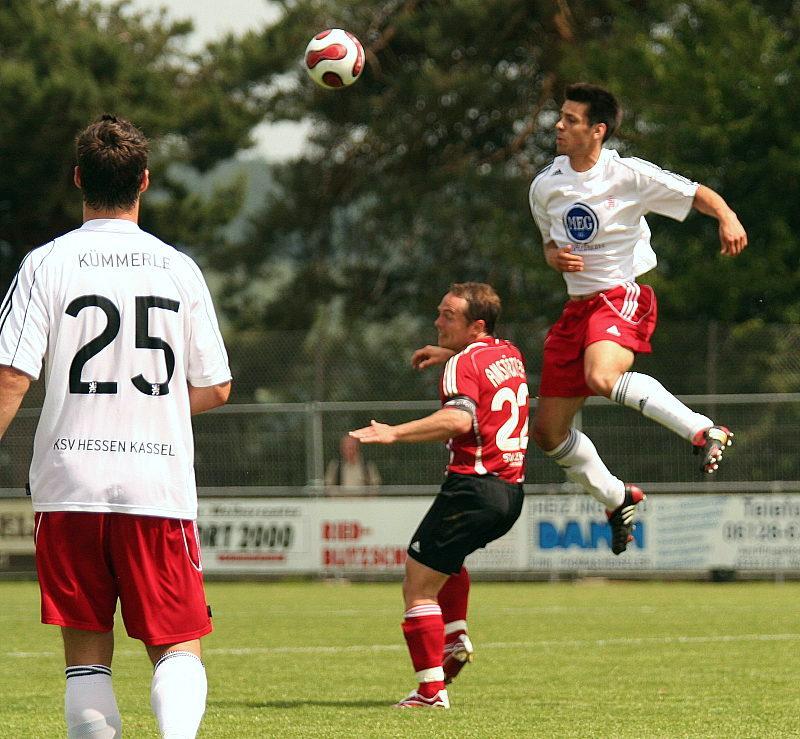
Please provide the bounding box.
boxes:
[349,421,397,444]
[411,345,455,370]
[551,245,584,272]
[718,213,748,256]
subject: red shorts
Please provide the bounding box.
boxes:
[539,282,657,397]
[34,512,212,646]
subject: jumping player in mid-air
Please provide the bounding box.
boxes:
[351,282,528,708]
[527,82,747,554]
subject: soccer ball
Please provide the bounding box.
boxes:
[304,29,365,89]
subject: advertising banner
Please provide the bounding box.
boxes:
[8,493,800,575]
[527,493,800,571]
[199,496,529,574]
[0,499,35,556]
[197,500,312,572]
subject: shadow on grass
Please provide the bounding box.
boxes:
[211,699,392,709]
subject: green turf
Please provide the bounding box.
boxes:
[2,579,799,738]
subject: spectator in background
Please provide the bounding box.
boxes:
[324,434,382,494]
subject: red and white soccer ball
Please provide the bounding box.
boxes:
[304,29,365,89]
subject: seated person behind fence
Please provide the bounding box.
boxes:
[324,435,382,494]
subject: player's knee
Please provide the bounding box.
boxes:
[584,368,618,398]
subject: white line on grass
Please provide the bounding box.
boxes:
[7,632,800,659]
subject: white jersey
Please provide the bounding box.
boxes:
[529,148,698,296]
[0,219,231,520]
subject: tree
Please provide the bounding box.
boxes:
[0,0,261,288]
[220,0,797,331]
[570,0,800,323]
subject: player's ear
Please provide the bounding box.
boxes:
[73,166,82,189]
[139,169,150,194]
[594,122,607,141]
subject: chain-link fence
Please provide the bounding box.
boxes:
[2,320,800,496]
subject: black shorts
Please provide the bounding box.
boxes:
[407,473,525,575]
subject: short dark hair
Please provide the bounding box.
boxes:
[565,83,622,141]
[75,114,148,210]
[449,282,501,335]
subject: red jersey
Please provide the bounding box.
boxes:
[439,338,529,483]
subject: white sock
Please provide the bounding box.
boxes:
[546,428,625,510]
[612,372,711,441]
[65,665,121,738]
[150,651,207,739]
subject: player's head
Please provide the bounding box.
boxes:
[435,282,501,352]
[74,114,149,212]
[556,83,621,156]
[565,84,621,140]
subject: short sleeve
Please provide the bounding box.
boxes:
[626,157,699,222]
[181,258,231,387]
[0,247,53,379]
[529,178,552,242]
[441,352,479,404]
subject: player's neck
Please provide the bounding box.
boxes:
[568,146,603,173]
[452,332,490,352]
[82,200,140,224]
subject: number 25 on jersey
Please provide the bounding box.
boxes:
[67,294,179,396]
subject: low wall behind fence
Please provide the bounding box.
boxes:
[3,490,800,579]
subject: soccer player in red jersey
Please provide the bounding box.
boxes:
[351,283,528,708]
[0,116,231,737]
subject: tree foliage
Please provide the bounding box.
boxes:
[215,0,795,334]
[0,0,261,285]
[3,0,800,404]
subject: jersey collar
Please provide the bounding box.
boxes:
[564,147,612,176]
[80,218,142,233]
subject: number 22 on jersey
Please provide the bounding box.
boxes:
[492,384,529,452]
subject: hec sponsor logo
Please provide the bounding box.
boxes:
[562,202,599,243]
[537,520,645,550]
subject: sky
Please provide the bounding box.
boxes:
[102,0,310,160]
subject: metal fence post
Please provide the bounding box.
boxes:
[305,401,325,494]
[706,319,719,419]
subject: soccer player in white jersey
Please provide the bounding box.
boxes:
[0,115,231,737]
[352,283,528,708]
[527,82,747,554]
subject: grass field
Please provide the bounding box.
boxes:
[2,579,799,738]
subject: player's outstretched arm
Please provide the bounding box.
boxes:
[188,381,231,415]
[0,366,31,438]
[692,185,748,256]
[411,345,455,370]
[351,408,472,445]
[544,240,584,272]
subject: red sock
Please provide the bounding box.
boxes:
[438,566,470,644]
[402,604,445,697]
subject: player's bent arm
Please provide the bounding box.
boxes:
[411,345,455,370]
[0,366,31,438]
[692,184,748,256]
[350,407,472,445]
[188,381,231,415]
